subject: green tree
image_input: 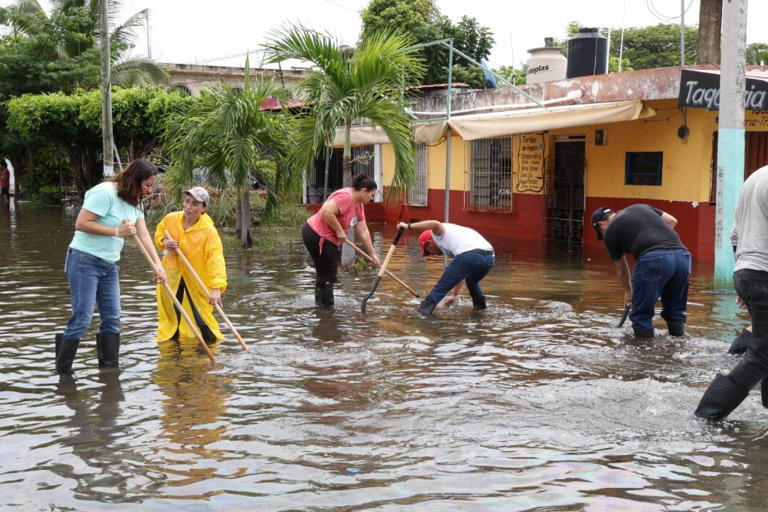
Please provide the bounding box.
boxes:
[492,65,526,86]
[162,69,298,247]
[747,43,768,65]
[360,0,493,88]
[0,0,168,89]
[558,22,697,71]
[265,25,424,199]
[7,87,188,195]
[0,0,169,196]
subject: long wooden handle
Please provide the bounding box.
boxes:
[343,238,419,297]
[132,234,215,362]
[165,230,248,351]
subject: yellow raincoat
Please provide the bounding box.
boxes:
[154,211,227,342]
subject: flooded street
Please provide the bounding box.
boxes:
[1,203,765,511]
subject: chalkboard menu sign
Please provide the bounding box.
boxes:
[515,133,545,193]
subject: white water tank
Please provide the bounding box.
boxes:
[526,37,567,85]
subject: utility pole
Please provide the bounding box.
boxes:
[99,0,114,177]
[680,0,685,66]
[714,0,747,285]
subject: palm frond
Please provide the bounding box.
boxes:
[112,58,169,87]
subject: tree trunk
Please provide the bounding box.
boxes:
[342,123,352,188]
[697,0,722,65]
[239,188,252,248]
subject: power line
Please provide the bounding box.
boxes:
[646,0,695,22]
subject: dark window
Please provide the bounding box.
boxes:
[625,151,662,186]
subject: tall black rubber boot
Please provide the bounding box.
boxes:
[694,373,751,421]
[418,298,437,317]
[96,332,120,368]
[667,320,685,337]
[315,282,334,308]
[727,328,753,355]
[471,294,487,311]
[56,335,80,374]
[633,328,654,338]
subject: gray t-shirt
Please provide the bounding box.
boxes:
[731,165,768,273]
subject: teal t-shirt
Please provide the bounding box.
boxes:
[69,182,144,264]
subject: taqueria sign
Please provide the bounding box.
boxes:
[679,69,768,111]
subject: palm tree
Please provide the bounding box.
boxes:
[265,25,424,197]
[163,64,299,247]
[0,0,168,88]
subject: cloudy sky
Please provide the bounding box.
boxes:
[8,1,768,69]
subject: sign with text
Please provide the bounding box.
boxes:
[515,133,545,193]
[679,69,768,111]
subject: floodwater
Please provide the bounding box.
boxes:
[0,202,765,511]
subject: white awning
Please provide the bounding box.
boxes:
[333,120,447,146]
[446,100,656,141]
[332,100,655,146]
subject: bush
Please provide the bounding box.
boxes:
[35,185,62,206]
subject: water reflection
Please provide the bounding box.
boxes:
[3,205,768,510]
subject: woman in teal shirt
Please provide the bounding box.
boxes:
[56,159,166,373]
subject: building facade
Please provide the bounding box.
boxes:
[331,65,768,262]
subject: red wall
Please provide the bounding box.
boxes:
[306,193,716,262]
[583,198,716,261]
[375,189,547,238]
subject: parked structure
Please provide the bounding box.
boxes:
[309,64,768,262]
[162,62,307,96]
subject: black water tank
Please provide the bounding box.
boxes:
[566,28,608,78]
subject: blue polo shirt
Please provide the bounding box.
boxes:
[69,182,144,263]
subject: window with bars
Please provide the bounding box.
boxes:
[469,138,512,209]
[408,143,428,206]
[309,145,375,193]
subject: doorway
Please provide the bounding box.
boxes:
[546,138,585,245]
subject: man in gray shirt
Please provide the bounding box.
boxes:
[695,165,768,420]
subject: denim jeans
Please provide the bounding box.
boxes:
[63,248,121,339]
[426,250,495,305]
[630,248,690,333]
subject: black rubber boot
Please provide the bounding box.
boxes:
[694,373,751,421]
[633,328,654,338]
[667,320,685,337]
[315,282,334,308]
[418,298,437,317]
[471,294,487,311]
[56,335,80,374]
[762,378,768,409]
[727,328,753,355]
[96,332,120,368]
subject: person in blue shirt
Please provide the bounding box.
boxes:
[56,159,166,374]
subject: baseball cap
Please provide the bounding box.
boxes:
[590,207,612,241]
[184,186,210,206]
[419,229,433,257]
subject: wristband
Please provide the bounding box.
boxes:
[408,222,412,230]
[115,227,119,237]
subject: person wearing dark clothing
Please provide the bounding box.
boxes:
[695,165,768,421]
[591,204,691,338]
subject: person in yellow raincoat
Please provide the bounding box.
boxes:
[154,186,227,344]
